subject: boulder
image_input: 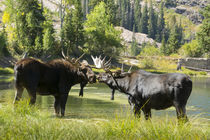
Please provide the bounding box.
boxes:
[115,27,161,48]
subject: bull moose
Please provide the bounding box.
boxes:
[92,56,192,121]
[14,54,96,116]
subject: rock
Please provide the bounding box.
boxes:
[175,6,187,14]
[176,0,210,9]
[172,0,210,24]
[115,27,161,48]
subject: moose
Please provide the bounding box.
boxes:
[92,56,192,121]
[14,54,96,116]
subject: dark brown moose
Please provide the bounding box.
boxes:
[14,54,96,116]
[92,56,192,121]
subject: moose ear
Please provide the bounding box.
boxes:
[113,70,122,77]
[79,65,87,73]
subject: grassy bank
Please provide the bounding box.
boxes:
[0,101,209,140]
[123,57,209,77]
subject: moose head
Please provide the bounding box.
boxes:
[62,51,96,84]
[91,55,132,83]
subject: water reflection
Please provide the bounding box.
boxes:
[0,76,209,119]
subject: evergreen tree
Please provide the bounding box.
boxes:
[156,1,165,42]
[62,0,84,56]
[166,15,183,55]
[177,19,183,45]
[197,4,210,56]
[131,26,138,56]
[128,1,134,31]
[148,0,156,39]
[43,10,55,55]
[160,35,167,55]
[0,29,9,56]
[139,2,149,34]
[15,0,45,56]
[166,25,180,55]
[134,0,141,32]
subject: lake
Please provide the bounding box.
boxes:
[0,76,209,119]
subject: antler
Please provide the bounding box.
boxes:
[75,53,85,63]
[128,65,133,73]
[91,55,111,70]
[22,51,28,59]
[61,49,67,59]
[121,63,124,72]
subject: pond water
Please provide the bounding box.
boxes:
[0,76,209,119]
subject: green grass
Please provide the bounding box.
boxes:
[0,67,14,75]
[0,75,14,84]
[0,100,209,140]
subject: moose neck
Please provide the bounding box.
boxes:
[110,74,132,97]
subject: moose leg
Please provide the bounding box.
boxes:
[128,96,141,117]
[60,94,69,117]
[79,82,86,97]
[142,108,151,120]
[54,96,61,116]
[133,104,141,118]
[13,86,24,104]
[174,103,188,122]
[26,88,37,105]
[110,89,115,100]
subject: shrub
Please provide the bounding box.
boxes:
[141,58,154,69]
[179,40,203,57]
[0,31,9,56]
[140,45,160,57]
[199,71,207,76]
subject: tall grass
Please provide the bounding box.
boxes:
[0,100,209,140]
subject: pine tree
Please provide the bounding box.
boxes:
[148,0,156,39]
[15,0,45,56]
[62,0,84,56]
[139,2,148,34]
[166,25,180,54]
[129,1,134,31]
[156,1,165,42]
[131,26,138,56]
[160,35,167,55]
[43,11,55,55]
[197,5,210,56]
[134,0,141,32]
[0,29,9,56]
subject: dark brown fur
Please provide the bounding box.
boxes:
[14,58,96,116]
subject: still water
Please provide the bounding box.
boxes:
[0,76,209,119]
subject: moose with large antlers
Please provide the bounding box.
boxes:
[91,56,192,121]
[14,53,96,116]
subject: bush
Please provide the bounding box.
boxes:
[0,31,9,56]
[179,40,203,57]
[199,71,207,76]
[141,58,154,69]
[140,45,160,57]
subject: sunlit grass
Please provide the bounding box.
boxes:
[0,67,14,75]
[0,101,209,140]
[0,75,14,83]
